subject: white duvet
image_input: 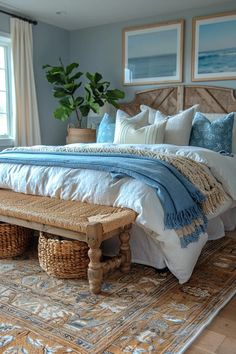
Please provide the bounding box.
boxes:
[0,143,235,283]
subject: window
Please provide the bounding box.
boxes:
[0,33,14,145]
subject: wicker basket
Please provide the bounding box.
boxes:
[38,232,89,279]
[0,223,32,258]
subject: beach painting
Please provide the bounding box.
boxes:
[192,13,236,81]
[123,20,184,85]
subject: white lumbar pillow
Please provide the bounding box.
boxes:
[114,109,167,144]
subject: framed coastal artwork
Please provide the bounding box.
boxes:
[192,12,236,81]
[122,20,184,85]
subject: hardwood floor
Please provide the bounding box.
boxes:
[186,231,236,354]
[186,296,236,354]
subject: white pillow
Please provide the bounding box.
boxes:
[141,105,198,146]
[202,112,236,154]
[140,104,157,124]
[114,109,167,144]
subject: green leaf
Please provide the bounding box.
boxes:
[68,96,74,106]
[53,86,67,92]
[59,83,80,95]
[70,72,83,81]
[97,85,105,93]
[66,62,79,75]
[59,97,72,108]
[45,68,65,81]
[42,64,52,69]
[85,72,94,82]
[53,87,68,98]
[53,91,67,98]
[46,69,67,84]
[106,89,125,99]
[63,83,77,90]
[84,85,92,100]
[79,104,91,117]
[74,96,84,106]
[45,73,61,84]
[92,97,104,107]
[53,83,80,97]
[89,101,100,113]
[53,106,72,121]
[94,72,103,83]
[99,81,110,91]
[50,66,64,74]
[106,99,119,108]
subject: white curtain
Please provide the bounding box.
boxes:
[10,18,41,146]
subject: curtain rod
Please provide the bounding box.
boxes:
[0,9,37,25]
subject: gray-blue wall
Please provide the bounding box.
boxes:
[0,11,69,145]
[33,22,69,145]
[70,1,236,103]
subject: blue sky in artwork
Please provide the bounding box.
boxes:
[128,29,177,58]
[199,19,236,52]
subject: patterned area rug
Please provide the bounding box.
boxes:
[0,237,235,354]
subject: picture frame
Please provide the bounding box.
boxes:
[122,20,184,86]
[192,12,236,81]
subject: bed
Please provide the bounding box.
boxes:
[0,84,236,284]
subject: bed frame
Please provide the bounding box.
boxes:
[120,85,236,116]
[1,84,235,294]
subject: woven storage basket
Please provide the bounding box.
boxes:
[0,223,31,258]
[38,232,89,279]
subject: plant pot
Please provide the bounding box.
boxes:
[66,127,96,144]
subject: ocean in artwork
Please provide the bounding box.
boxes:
[128,53,177,79]
[198,47,236,74]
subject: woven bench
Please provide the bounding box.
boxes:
[0,189,136,294]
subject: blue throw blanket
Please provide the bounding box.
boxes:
[0,151,207,246]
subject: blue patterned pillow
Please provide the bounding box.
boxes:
[97,113,115,143]
[190,112,234,153]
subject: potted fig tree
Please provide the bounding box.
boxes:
[43,60,125,143]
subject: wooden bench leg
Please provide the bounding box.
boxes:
[86,223,103,294]
[119,225,131,273]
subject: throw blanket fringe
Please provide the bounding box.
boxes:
[166,204,203,230]
[176,216,208,247]
[159,154,228,216]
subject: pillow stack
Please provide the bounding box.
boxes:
[96,104,235,152]
[97,105,198,145]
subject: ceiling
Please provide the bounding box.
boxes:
[0,0,231,31]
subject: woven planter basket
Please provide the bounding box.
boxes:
[0,223,32,258]
[38,232,89,279]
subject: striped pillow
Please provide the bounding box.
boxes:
[114,109,166,144]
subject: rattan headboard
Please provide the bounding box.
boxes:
[120,85,236,116]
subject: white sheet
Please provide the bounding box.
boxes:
[0,143,235,283]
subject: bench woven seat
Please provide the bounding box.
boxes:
[0,190,136,234]
[0,189,136,294]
